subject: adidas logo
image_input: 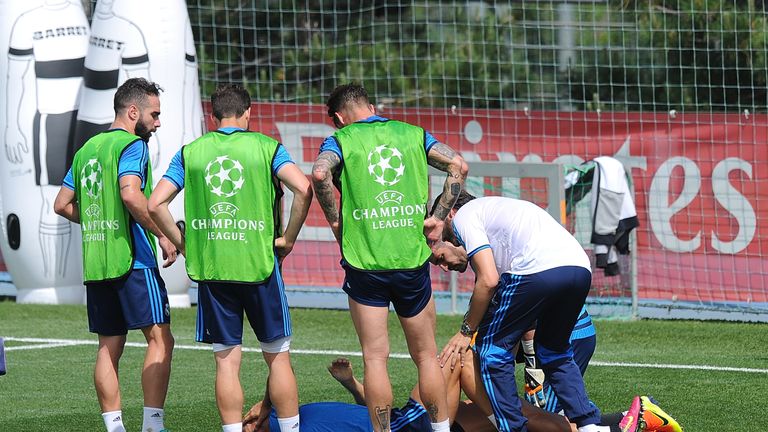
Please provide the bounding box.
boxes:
[151,412,162,418]
[291,422,299,429]
[113,416,121,422]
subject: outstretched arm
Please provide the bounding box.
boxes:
[274,163,313,264]
[147,178,184,257]
[243,377,274,432]
[122,175,177,267]
[311,151,342,244]
[425,142,468,243]
[440,248,498,370]
[328,357,366,406]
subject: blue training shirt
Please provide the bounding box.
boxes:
[63,135,157,269]
[162,127,294,190]
[268,402,372,432]
[319,115,439,160]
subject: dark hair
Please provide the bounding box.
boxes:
[430,190,477,215]
[326,83,370,128]
[114,78,162,114]
[211,83,251,120]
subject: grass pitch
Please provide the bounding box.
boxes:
[0,301,766,431]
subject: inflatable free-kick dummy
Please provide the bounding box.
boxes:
[0,0,89,303]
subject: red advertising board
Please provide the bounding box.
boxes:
[205,103,767,305]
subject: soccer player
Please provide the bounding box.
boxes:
[53,78,176,432]
[148,83,312,432]
[311,83,468,432]
[434,191,607,432]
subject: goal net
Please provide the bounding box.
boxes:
[181,1,768,320]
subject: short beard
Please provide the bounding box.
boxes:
[135,120,152,143]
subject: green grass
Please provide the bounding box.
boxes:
[1,301,766,431]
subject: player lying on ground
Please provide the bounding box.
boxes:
[242,351,570,432]
[242,350,678,432]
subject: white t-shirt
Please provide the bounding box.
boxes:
[452,197,591,276]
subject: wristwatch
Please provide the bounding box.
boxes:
[460,320,475,337]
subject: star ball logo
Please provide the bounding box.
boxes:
[80,158,103,199]
[205,155,245,198]
[367,145,405,186]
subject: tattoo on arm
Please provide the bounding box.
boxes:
[428,143,467,220]
[427,142,457,171]
[312,152,342,224]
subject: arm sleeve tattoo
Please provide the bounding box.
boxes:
[428,142,466,220]
[312,151,342,224]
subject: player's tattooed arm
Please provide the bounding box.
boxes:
[427,142,468,220]
[312,150,342,242]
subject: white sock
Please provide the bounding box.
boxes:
[487,414,499,429]
[522,339,535,355]
[222,423,241,432]
[142,407,164,432]
[431,419,450,432]
[102,410,126,432]
[577,425,611,432]
[278,414,300,431]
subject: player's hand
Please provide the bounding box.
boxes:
[4,128,28,164]
[423,215,444,245]
[524,366,547,408]
[243,400,271,432]
[439,332,472,370]
[274,236,294,265]
[158,236,178,268]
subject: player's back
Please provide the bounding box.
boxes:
[454,196,590,275]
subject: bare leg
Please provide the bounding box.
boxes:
[348,298,392,432]
[140,324,174,408]
[94,335,126,412]
[214,346,243,425]
[399,298,448,424]
[263,350,299,418]
[459,351,573,432]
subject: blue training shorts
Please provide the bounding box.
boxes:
[390,398,432,431]
[86,267,170,336]
[195,262,291,345]
[342,261,432,318]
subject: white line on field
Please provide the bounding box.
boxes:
[4,337,767,374]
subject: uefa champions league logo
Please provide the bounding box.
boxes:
[81,159,104,199]
[205,155,245,198]
[367,145,405,186]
